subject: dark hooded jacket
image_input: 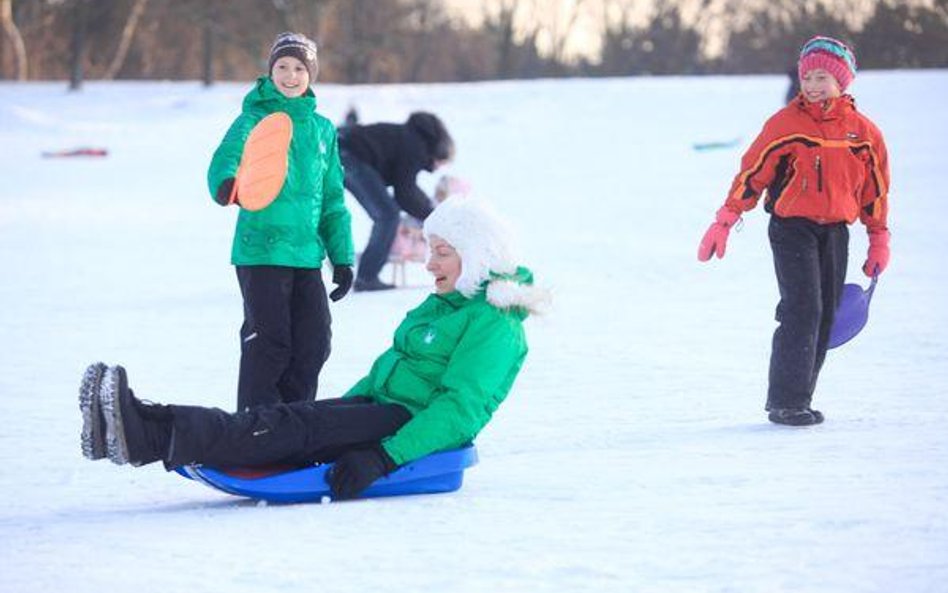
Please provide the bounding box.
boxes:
[339,112,454,220]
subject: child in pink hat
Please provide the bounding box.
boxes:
[697,36,891,426]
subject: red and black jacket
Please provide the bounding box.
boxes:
[724,94,890,232]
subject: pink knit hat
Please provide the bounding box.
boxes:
[798,36,857,91]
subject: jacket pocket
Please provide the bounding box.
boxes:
[774,161,804,215]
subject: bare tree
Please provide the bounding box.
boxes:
[202,2,215,86]
[102,0,149,79]
[331,0,410,83]
[271,0,335,37]
[596,0,638,74]
[539,0,590,69]
[70,0,88,90]
[401,0,451,81]
[483,0,519,77]
[0,0,27,79]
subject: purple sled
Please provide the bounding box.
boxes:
[828,275,878,349]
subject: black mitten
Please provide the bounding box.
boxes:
[328,445,397,500]
[329,265,354,302]
[214,177,236,206]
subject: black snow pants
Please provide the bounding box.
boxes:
[166,397,411,468]
[235,265,331,411]
[766,216,849,411]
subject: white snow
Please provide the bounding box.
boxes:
[1,70,947,593]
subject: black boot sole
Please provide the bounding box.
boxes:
[79,362,108,460]
[768,408,824,426]
[100,365,133,465]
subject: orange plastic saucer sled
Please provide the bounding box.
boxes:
[227,112,293,211]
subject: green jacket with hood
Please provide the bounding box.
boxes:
[345,268,535,465]
[207,77,353,268]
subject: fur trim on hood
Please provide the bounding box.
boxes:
[485,268,550,314]
[424,197,549,313]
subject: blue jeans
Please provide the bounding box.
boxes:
[341,151,400,282]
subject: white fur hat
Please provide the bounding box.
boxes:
[423,197,518,298]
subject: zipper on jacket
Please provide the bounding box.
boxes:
[816,155,823,192]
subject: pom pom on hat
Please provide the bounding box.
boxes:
[269,32,319,80]
[423,197,518,298]
[798,36,857,91]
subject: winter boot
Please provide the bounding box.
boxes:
[98,365,172,466]
[79,362,108,460]
[768,407,824,426]
[353,277,396,292]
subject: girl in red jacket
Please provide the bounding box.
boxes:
[697,36,891,426]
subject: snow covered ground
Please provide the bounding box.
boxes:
[1,70,946,593]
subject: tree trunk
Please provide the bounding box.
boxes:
[103,0,149,80]
[0,0,28,80]
[70,0,87,91]
[545,0,587,71]
[494,4,516,78]
[202,14,214,86]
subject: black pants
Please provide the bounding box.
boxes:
[236,265,331,411]
[767,217,848,410]
[166,397,411,468]
[340,150,400,283]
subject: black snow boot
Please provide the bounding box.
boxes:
[353,277,396,292]
[99,365,173,466]
[768,407,824,427]
[79,362,108,460]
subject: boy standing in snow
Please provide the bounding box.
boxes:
[207,32,355,411]
[697,36,891,426]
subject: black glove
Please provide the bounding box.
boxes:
[328,445,397,500]
[214,177,236,206]
[329,265,354,302]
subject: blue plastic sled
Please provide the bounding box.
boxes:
[828,275,878,349]
[175,445,478,503]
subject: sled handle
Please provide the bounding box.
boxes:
[866,274,879,300]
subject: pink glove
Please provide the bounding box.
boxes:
[698,206,742,261]
[863,228,890,277]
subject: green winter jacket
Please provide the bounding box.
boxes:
[207,77,354,268]
[344,271,533,465]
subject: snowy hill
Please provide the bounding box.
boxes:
[1,70,946,593]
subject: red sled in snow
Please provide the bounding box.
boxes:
[175,445,478,503]
[42,147,108,158]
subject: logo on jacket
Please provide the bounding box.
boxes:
[846,132,859,140]
[423,328,437,344]
[319,140,327,154]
